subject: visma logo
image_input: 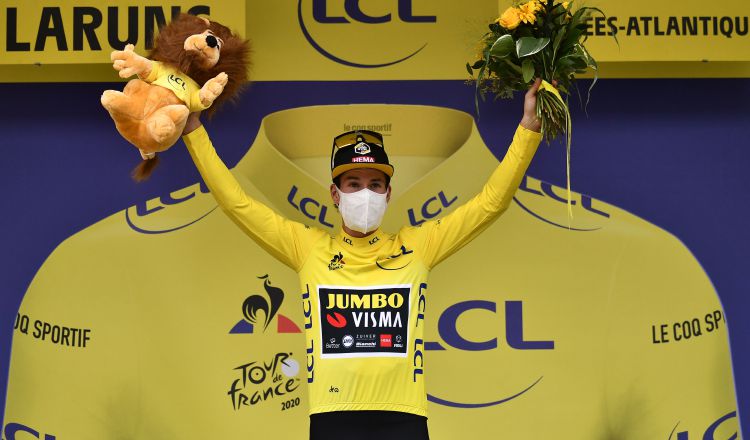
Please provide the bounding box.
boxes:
[513,175,610,231]
[2,423,55,440]
[425,299,553,409]
[298,0,436,68]
[669,411,738,440]
[126,181,218,234]
[229,275,302,334]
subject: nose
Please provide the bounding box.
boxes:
[206,35,218,48]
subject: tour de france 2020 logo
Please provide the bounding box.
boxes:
[227,352,303,412]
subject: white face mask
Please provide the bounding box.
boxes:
[336,187,388,234]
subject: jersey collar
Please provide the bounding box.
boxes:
[336,229,388,249]
[231,105,499,233]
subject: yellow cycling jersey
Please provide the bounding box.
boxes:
[143,61,209,111]
[183,118,541,416]
[2,105,740,439]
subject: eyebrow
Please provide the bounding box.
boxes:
[342,175,384,183]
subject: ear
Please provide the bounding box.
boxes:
[330,183,340,207]
[386,185,392,203]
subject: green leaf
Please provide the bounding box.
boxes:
[471,59,486,69]
[503,58,524,74]
[522,59,535,83]
[466,62,474,76]
[516,37,550,58]
[489,34,515,58]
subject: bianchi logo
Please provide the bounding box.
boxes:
[227,352,302,411]
[328,252,345,271]
[229,275,302,334]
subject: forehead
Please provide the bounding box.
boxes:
[339,168,387,181]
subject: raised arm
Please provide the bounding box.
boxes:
[181,114,324,271]
[420,80,544,269]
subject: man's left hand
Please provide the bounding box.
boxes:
[520,78,543,133]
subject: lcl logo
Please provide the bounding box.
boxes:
[298,0,436,68]
[2,423,55,440]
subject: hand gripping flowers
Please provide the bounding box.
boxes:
[467,0,611,216]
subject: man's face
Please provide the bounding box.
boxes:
[330,168,391,206]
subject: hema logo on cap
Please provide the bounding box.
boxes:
[298,0,436,68]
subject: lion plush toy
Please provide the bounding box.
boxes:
[101,13,250,181]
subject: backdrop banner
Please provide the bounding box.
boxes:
[1,104,741,439]
[1,0,748,81]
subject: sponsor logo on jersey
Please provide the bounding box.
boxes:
[227,352,302,411]
[326,311,347,328]
[342,334,354,348]
[297,0,436,68]
[328,252,345,271]
[318,285,410,358]
[380,334,392,347]
[167,74,187,91]
[229,276,302,334]
[13,313,91,349]
[376,245,414,270]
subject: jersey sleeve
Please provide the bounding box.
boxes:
[2,242,139,439]
[419,124,542,269]
[604,235,740,439]
[183,126,324,271]
[141,59,163,83]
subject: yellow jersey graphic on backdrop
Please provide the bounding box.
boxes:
[2,105,740,439]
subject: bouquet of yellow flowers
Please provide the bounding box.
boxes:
[468,0,610,217]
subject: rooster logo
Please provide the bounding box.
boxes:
[328,252,345,271]
[229,275,301,334]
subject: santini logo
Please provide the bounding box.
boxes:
[229,276,302,334]
[298,0,436,68]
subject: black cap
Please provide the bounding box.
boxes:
[331,130,394,180]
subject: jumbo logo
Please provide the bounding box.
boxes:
[425,299,553,408]
[125,181,218,234]
[324,292,404,309]
[298,0,436,68]
[513,175,611,231]
[2,422,55,440]
[229,276,302,334]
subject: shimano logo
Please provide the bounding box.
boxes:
[297,0,436,68]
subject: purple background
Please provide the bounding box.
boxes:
[0,79,748,437]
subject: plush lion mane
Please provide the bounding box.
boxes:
[148,13,251,117]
